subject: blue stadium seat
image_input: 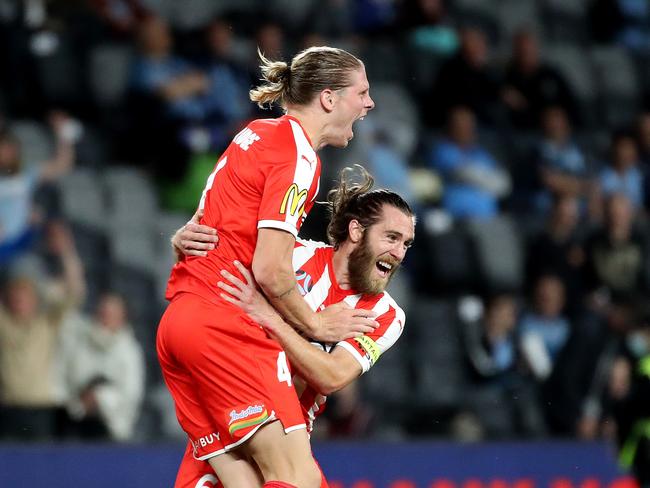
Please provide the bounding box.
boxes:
[589,46,640,128]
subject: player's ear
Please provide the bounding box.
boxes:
[349,219,364,243]
[320,88,335,112]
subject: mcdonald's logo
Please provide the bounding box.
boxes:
[280,184,308,217]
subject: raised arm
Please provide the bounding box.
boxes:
[40,111,79,183]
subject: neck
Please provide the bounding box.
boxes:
[332,242,354,290]
[286,105,327,150]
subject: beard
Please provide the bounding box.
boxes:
[347,233,400,295]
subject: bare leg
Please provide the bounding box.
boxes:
[208,450,264,488]
[241,420,321,488]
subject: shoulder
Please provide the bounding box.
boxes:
[360,291,406,327]
[295,238,331,252]
[293,238,332,270]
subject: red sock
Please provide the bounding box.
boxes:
[263,483,298,488]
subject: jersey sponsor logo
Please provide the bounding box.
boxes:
[194,474,218,487]
[233,127,260,151]
[295,269,314,295]
[301,154,315,166]
[227,403,269,437]
[354,335,381,367]
[191,432,221,454]
[280,184,308,217]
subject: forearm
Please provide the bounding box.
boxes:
[258,269,319,336]
[60,250,86,305]
[252,228,319,336]
[265,315,348,395]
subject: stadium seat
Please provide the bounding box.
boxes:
[109,229,159,274]
[361,40,407,85]
[10,119,52,168]
[589,46,640,128]
[34,37,83,107]
[495,0,541,47]
[544,45,598,126]
[540,0,588,43]
[366,82,419,158]
[466,215,524,292]
[104,166,159,230]
[59,168,107,231]
[409,298,467,410]
[414,219,478,295]
[89,44,133,107]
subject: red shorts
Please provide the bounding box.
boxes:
[173,441,330,488]
[157,292,306,460]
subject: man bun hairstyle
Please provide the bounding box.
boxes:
[326,165,414,249]
[250,46,363,110]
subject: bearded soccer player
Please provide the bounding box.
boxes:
[157,47,378,488]
[171,167,415,487]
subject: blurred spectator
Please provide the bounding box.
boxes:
[127,15,207,178]
[636,112,650,166]
[462,293,545,438]
[255,21,286,61]
[608,319,650,485]
[0,111,78,264]
[87,0,150,38]
[310,0,354,40]
[63,292,145,441]
[198,18,251,149]
[130,15,208,122]
[635,112,650,209]
[529,106,590,216]
[0,222,85,440]
[398,0,459,56]
[588,0,650,55]
[519,275,571,382]
[525,194,586,317]
[598,131,644,211]
[425,26,501,127]
[501,29,578,129]
[584,193,650,304]
[428,106,511,219]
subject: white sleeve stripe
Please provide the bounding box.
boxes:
[258,220,298,237]
[336,341,370,374]
[292,245,316,270]
[375,318,404,351]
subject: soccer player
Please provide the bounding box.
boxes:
[171,167,415,487]
[156,47,376,488]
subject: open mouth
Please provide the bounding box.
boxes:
[375,260,394,278]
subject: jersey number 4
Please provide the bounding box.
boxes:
[276,351,292,387]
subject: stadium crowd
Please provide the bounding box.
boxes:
[0,0,649,477]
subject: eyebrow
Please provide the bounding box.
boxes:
[386,230,415,244]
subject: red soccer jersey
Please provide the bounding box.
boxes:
[166,115,321,304]
[291,239,406,432]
